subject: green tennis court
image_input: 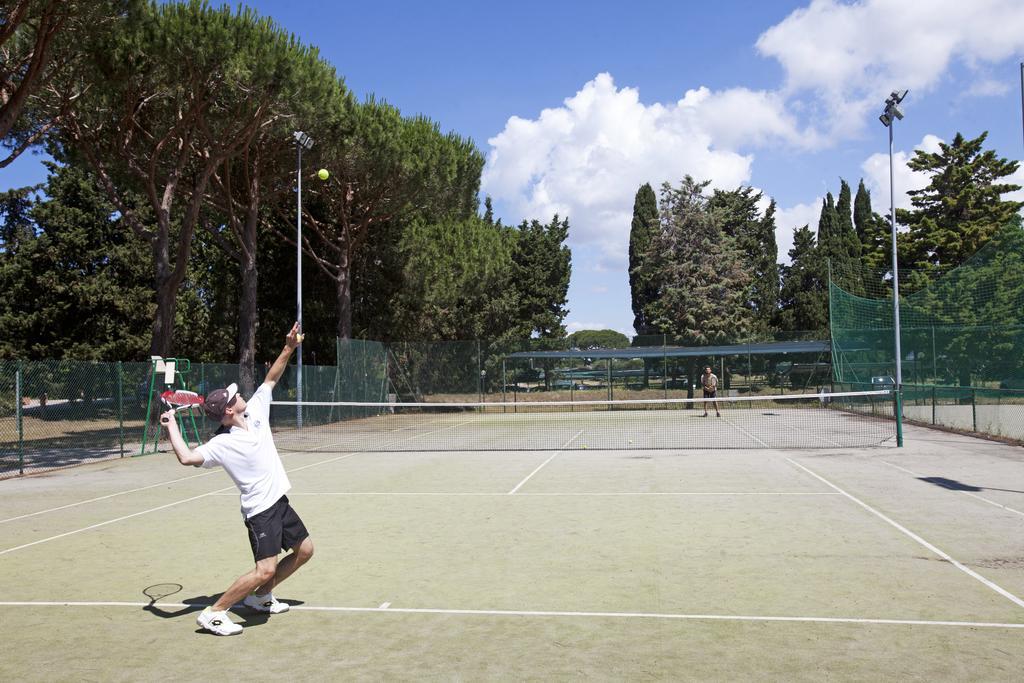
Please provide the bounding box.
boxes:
[1,417,1023,679]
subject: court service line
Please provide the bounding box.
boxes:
[786,457,1024,610]
[508,429,584,494]
[2,601,1022,630]
[879,460,1024,518]
[307,416,481,452]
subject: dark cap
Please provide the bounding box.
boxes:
[203,383,238,421]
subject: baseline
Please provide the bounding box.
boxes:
[2,601,1021,630]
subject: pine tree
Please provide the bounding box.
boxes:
[898,131,1023,274]
[641,177,752,345]
[708,186,779,336]
[0,161,151,360]
[511,215,572,339]
[628,183,659,335]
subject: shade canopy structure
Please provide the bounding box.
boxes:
[505,340,830,361]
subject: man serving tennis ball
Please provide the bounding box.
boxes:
[161,322,313,636]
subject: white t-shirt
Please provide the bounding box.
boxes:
[196,383,291,518]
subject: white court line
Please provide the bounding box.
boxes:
[0,469,223,525]
[508,430,584,494]
[0,488,234,556]
[221,491,842,497]
[880,460,1024,518]
[1,601,1021,629]
[0,450,364,557]
[306,415,480,452]
[786,457,1024,610]
[717,414,770,448]
[0,447,313,525]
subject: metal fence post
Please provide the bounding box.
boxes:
[16,360,24,474]
[117,361,124,457]
[931,385,936,425]
[895,389,903,447]
[972,388,977,433]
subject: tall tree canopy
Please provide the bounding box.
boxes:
[57,0,319,356]
[567,329,630,349]
[897,131,1022,275]
[853,178,891,275]
[0,0,136,167]
[777,224,827,332]
[0,161,151,359]
[628,183,658,335]
[708,186,780,334]
[640,177,751,345]
[291,97,483,340]
[510,215,572,339]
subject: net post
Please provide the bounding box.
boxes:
[16,360,24,475]
[931,385,936,425]
[895,389,903,447]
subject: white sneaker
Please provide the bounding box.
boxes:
[196,607,243,636]
[243,593,289,614]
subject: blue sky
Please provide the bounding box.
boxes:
[4,0,1024,337]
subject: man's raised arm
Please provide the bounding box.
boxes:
[264,322,303,389]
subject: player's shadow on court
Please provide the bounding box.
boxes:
[918,476,1024,494]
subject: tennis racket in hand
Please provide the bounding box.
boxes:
[160,390,204,424]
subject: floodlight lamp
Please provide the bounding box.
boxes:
[293,131,314,150]
[891,89,908,104]
[890,104,904,120]
[879,112,892,127]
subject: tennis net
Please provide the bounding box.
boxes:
[268,389,897,451]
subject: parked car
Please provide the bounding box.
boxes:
[871,375,895,390]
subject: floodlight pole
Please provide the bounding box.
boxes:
[294,131,314,427]
[887,120,902,391]
[880,91,906,446]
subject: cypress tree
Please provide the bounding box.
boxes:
[629,183,659,336]
[777,224,827,332]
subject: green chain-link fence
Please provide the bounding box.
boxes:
[831,222,1024,442]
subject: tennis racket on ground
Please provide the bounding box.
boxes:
[143,582,182,607]
[160,390,204,424]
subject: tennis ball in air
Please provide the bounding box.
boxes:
[317,168,329,180]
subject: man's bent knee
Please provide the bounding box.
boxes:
[295,537,314,562]
[254,557,278,583]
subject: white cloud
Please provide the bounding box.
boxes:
[481,2,1024,307]
[962,78,1011,98]
[774,199,823,264]
[861,134,942,213]
[756,0,1024,135]
[1002,167,1024,204]
[482,73,806,265]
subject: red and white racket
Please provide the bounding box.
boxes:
[160,390,204,423]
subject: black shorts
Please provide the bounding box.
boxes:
[244,495,309,561]
[703,389,717,398]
